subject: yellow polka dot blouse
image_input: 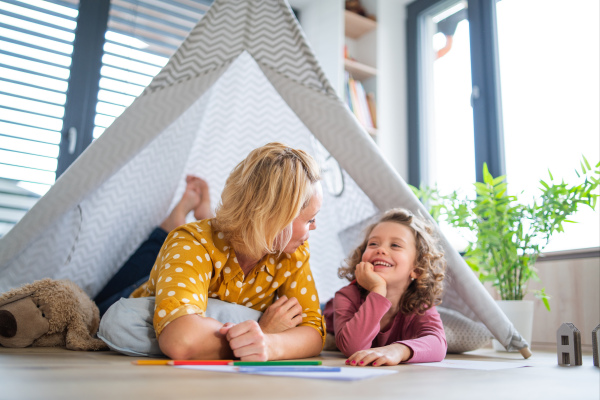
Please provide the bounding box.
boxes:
[130,219,325,343]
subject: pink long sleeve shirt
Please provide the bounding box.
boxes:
[324,283,447,363]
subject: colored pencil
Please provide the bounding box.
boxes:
[168,360,233,366]
[131,360,171,365]
[238,366,340,373]
[230,360,322,366]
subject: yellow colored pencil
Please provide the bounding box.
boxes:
[132,360,171,365]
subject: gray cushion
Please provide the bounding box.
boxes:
[438,306,493,353]
[98,297,263,357]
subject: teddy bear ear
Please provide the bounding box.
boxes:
[0,291,34,309]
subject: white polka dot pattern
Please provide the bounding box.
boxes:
[130,219,324,341]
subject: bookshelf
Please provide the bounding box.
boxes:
[344,10,377,137]
[344,58,377,81]
[344,10,376,40]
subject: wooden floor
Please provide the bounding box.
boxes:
[0,345,597,400]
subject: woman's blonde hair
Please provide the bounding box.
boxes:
[214,142,321,260]
[338,208,446,315]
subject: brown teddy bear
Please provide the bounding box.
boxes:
[0,278,108,350]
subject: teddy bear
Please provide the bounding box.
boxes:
[0,278,108,351]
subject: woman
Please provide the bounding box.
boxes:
[101,143,324,361]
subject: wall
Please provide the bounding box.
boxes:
[486,255,600,349]
[376,0,413,179]
[290,0,413,180]
[288,0,344,95]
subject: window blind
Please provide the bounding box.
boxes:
[94,0,213,139]
[0,0,79,235]
[0,0,213,237]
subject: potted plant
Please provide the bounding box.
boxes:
[412,157,599,349]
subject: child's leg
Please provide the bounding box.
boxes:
[94,228,167,309]
[94,176,213,313]
[160,175,213,233]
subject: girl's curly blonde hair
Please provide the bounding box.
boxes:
[338,208,446,315]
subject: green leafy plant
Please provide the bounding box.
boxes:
[412,157,599,312]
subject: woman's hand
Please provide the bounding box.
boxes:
[258,295,303,334]
[345,343,412,367]
[219,321,272,361]
[355,261,387,296]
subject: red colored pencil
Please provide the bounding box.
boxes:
[167,360,233,366]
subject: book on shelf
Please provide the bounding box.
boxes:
[344,71,376,131]
[366,92,377,129]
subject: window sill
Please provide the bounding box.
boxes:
[537,247,600,262]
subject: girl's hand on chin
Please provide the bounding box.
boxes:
[355,262,386,295]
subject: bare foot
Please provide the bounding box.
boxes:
[193,177,212,221]
[160,175,212,232]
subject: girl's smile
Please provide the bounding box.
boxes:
[372,260,393,268]
[362,221,417,287]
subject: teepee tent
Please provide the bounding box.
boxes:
[0,0,529,355]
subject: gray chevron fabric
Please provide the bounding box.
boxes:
[145,0,335,98]
[0,0,528,352]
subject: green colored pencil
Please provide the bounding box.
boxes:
[229,360,322,366]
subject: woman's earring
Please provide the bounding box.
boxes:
[411,277,415,281]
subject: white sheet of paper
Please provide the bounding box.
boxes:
[412,359,533,370]
[176,365,398,381]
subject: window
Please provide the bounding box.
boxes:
[0,0,78,195]
[0,0,78,235]
[408,0,599,252]
[413,1,475,196]
[0,0,213,237]
[496,0,599,252]
[94,0,212,139]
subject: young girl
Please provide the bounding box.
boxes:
[324,208,447,366]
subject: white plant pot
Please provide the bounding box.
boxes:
[492,300,534,352]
